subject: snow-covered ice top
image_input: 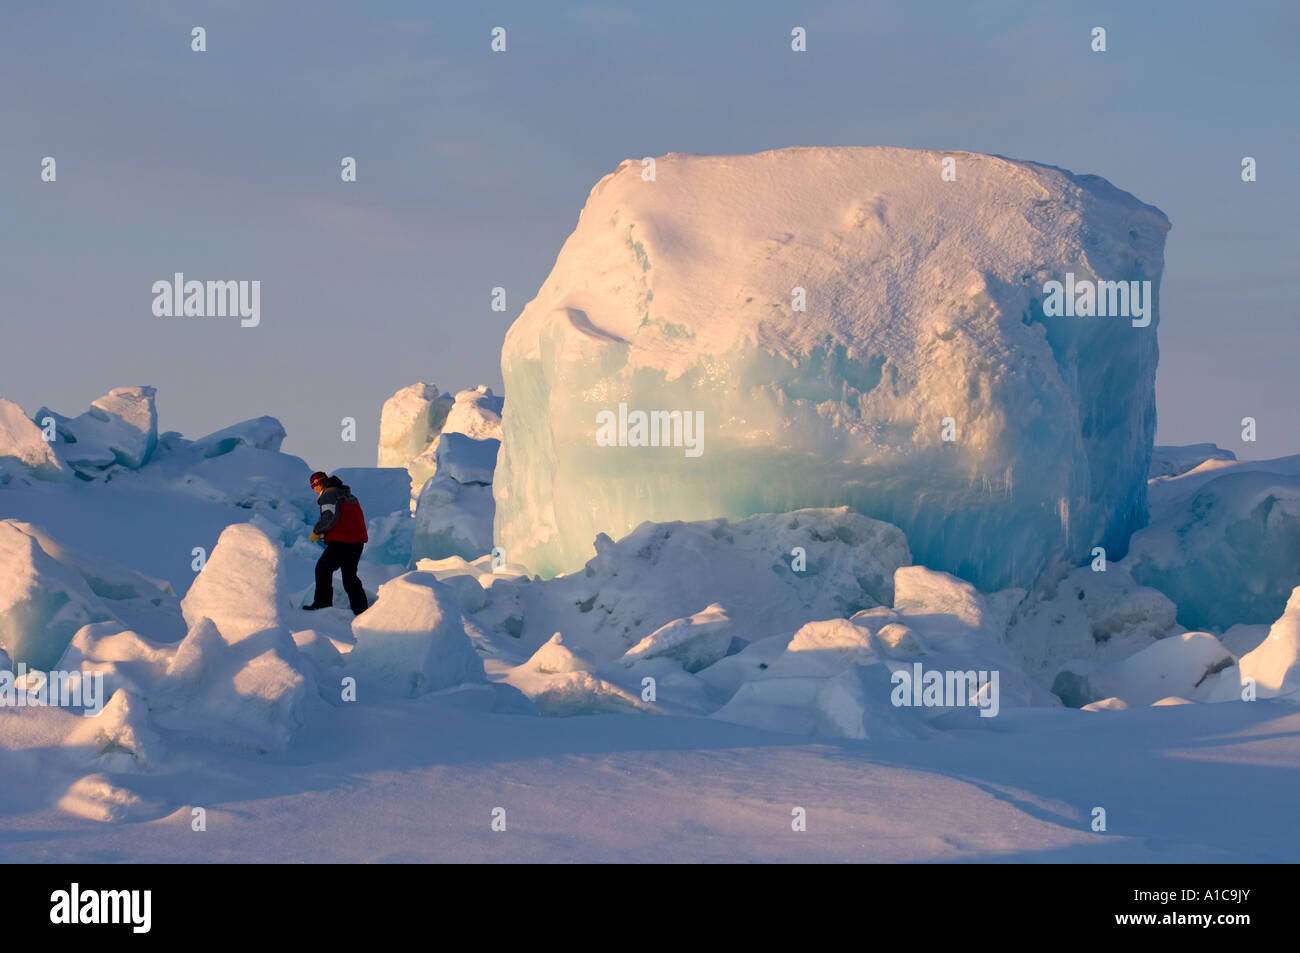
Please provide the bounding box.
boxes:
[497,147,1170,589]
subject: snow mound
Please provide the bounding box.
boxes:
[1149,444,1236,480]
[1081,697,1128,711]
[348,572,485,697]
[496,147,1169,588]
[1125,469,1300,631]
[0,398,67,480]
[522,632,596,675]
[1239,587,1300,700]
[621,604,733,673]
[58,622,173,698]
[1051,632,1236,708]
[0,521,113,670]
[181,522,288,643]
[501,632,645,716]
[57,773,164,823]
[67,689,166,771]
[472,507,909,664]
[1147,452,1300,520]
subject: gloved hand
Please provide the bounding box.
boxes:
[310,532,321,542]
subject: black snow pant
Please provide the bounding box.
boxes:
[314,541,369,615]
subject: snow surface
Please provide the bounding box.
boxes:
[497,147,1169,590]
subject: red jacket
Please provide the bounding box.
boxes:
[314,480,369,543]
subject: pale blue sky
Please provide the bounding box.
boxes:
[2,0,1296,469]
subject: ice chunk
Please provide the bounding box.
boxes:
[765,619,879,677]
[526,632,597,674]
[292,629,346,667]
[893,566,992,635]
[180,522,288,643]
[163,617,225,688]
[435,433,499,486]
[331,467,414,519]
[496,147,1169,589]
[1005,565,1178,682]
[1125,470,1300,631]
[1239,587,1300,700]
[151,621,315,752]
[377,382,450,469]
[363,510,416,567]
[139,445,316,526]
[411,473,495,562]
[620,604,733,673]
[713,663,918,741]
[6,521,176,604]
[503,633,644,715]
[472,507,909,664]
[443,386,504,442]
[348,572,485,696]
[406,441,440,496]
[40,385,158,472]
[874,622,928,657]
[0,521,113,670]
[0,398,68,480]
[407,432,501,562]
[191,416,286,457]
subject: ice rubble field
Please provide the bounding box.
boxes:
[3,148,1300,862]
[2,383,1299,862]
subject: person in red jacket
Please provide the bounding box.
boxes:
[302,471,370,615]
